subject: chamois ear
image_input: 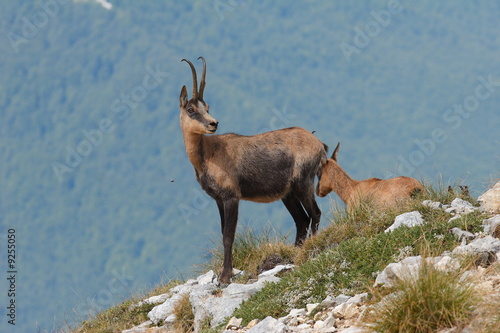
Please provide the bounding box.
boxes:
[331,142,340,161]
[180,85,188,107]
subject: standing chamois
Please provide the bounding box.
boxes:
[316,143,423,211]
[179,57,328,283]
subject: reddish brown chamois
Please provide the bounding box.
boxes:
[317,143,423,211]
[179,57,328,283]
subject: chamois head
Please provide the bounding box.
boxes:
[316,142,344,197]
[179,57,218,134]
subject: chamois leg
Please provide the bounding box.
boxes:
[219,198,239,284]
[295,179,321,236]
[301,195,321,236]
[282,193,310,246]
[216,200,225,234]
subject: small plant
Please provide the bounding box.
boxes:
[365,260,479,333]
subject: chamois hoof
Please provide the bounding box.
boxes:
[218,272,233,285]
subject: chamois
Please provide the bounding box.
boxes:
[316,143,423,211]
[179,57,328,283]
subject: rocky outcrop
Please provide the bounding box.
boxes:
[478,181,500,214]
[123,194,500,333]
[124,265,294,333]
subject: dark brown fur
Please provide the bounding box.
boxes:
[179,58,328,283]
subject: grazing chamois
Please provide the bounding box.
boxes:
[316,143,423,211]
[179,57,328,283]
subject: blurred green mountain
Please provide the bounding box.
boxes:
[0,1,498,332]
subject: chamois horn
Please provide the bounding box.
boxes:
[181,58,198,99]
[198,56,206,100]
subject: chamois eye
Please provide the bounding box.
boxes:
[187,107,195,114]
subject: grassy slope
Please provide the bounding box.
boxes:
[72,184,499,333]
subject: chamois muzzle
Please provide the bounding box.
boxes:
[208,121,218,133]
[316,183,328,197]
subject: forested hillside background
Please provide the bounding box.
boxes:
[0,1,499,332]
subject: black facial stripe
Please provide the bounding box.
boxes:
[187,109,204,122]
[187,109,215,128]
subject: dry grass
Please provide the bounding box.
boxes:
[296,197,418,265]
[202,226,298,279]
[172,293,195,333]
[364,260,480,333]
[467,262,500,333]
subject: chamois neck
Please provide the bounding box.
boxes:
[181,130,205,172]
[333,165,360,203]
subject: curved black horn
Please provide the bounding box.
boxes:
[198,56,206,100]
[181,58,198,99]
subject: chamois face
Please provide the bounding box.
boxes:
[316,159,340,197]
[179,86,218,135]
[317,142,343,197]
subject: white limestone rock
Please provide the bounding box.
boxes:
[482,215,500,237]
[385,211,424,233]
[247,316,287,333]
[257,264,295,278]
[445,198,477,215]
[191,272,281,330]
[478,181,500,214]
[374,255,460,288]
[346,293,368,305]
[332,302,359,319]
[197,269,218,285]
[422,200,443,210]
[452,235,500,258]
[306,303,320,315]
[226,317,243,330]
[450,227,475,242]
